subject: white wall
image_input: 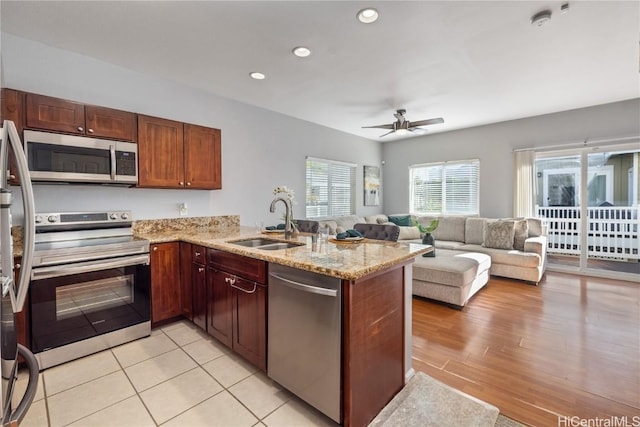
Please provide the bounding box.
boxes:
[382,98,640,218]
[1,34,383,224]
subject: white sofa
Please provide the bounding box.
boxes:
[316,214,547,284]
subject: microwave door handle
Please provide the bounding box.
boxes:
[110,144,116,181]
[4,120,36,313]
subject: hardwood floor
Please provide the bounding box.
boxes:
[411,272,640,426]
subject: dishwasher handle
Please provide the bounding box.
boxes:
[269,272,337,297]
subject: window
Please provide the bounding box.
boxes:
[306,157,356,218]
[410,159,479,215]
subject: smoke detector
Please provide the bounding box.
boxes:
[531,10,552,27]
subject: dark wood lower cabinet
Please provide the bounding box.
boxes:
[150,242,182,324]
[207,268,233,348]
[232,279,267,371]
[192,262,207,330]
[206,250,267,371]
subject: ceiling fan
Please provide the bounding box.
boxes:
[363,109,444,137]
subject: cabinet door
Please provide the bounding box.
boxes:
[150,242,182,323]
[184,124,221,189]
[232,279,267,371]
[207,268,233,348]
[1,89,24,185]
[85,105,136,141]
[192,262,207,331]
[26,93,85,134]
[179,242,193,321]
[137,115,184,188]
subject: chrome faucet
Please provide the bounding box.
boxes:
[270,197,293,239]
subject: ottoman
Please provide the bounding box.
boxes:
[412,249,491,308]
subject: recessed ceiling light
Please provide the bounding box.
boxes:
[249,72,266,80]
[357,8,379,24]
[292,46,311,58]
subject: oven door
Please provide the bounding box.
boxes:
[29,254,150,354]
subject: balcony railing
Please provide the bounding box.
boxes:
[536,205,639,260]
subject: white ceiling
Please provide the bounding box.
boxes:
[2,1,639,141]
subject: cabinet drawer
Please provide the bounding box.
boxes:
[192,245,206,264]
[207,249,266,284]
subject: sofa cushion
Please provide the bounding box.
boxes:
[526,218,543,237]
[483,220,515,250]
[365,214,388,225]
[317,220,338,234]
[334,215,365,233]
[413,249,485,287]
[513,219,529,251]
[465,218,487,244]
[431,216,466,242]
[388,215,412,227]
[398,226,421,240]
[460,244,541,268]
[434,240,467,250]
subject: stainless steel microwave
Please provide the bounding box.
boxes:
[24,130,138,185]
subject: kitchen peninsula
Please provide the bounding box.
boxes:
[135,220,431,427]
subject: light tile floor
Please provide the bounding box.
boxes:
[15,320,339,427]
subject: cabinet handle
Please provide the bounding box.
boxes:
[9,174,16,180]
[15,264,21,269]
[77,126,84,132]
[195,251,201,256]
[153,246,158,251]
[179,181,184,186]
[198,267,205,273]
[186,182,191,186]
[87,128,94,134]
[230,281,257,294]
[224,276,236,285]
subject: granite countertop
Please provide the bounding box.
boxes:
[136,226,432,280]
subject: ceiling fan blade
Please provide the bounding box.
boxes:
[379,130,395,137]
[363,124,395,130]
[408,117,444,128]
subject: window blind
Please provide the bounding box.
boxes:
[306,157,356,218]
[410,159,479,215]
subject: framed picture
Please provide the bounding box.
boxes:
[363,165,381,206]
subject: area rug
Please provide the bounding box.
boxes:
[495,414,526,426]
[369,372,500,427]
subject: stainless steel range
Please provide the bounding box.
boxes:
[29,210,151,369]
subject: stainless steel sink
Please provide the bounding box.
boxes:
[230,238,304,251]
[258,242,304,250]
[231,238,280,248]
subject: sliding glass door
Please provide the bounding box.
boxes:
[535,144,639,279]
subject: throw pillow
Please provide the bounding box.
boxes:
[388,215,412,227]
[398,226,421,240]
[512,219,529,251]
[483,220,515,250]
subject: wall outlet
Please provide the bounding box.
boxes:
[179,202,188,216]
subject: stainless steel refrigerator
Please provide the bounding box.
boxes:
[0,120,39,426]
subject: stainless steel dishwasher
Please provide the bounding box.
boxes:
[268,263,341,423]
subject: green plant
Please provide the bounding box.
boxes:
[414,218,439,234]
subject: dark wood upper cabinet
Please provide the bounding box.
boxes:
[1,88,25,185]
[184,124,221,189]
[85,105,136,141]
[137,115,185,188]
[26,93,84,134]
[138,116,221,190]
[25,93,136,141]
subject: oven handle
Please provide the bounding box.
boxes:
[31,254,150,281]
